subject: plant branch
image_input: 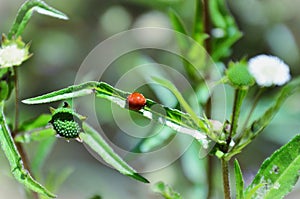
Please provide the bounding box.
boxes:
[221,158,231,199]
[226,89,247,149]
[13,66,19,135]
[201,1,215,198]
[12,67,40,199]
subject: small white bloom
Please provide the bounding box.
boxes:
[248,55,291,87]
[0,44,27,68]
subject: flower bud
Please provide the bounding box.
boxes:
[50,104,85,139]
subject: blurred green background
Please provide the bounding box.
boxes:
[0,0,300,198]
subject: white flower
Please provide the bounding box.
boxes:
[0,44,27,68]
[248,55,291,87]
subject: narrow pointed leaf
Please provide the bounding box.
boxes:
[8,0,68,38]
[244,184,264,199]
[249,77,300,136]
[152,77,216,140]
[234,159,244,199]
[245,134,300,199]
[209,0,226,29]
[168,9,188,35]
[80,122,149,183]
[22,81,97,104]
[0,103,56,198]
[209,0,242,60]
[15,114,55,143]
[14,128,55,143]
[22,81,209,146]
[168,9,189,51]
[19,114,52,131]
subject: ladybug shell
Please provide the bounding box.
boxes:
[127,92,146,111]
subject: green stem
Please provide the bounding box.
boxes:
[221,158,231,199]
[206,156,214,199]
[226,88,247,148]
[13,66,39,199]
[13,66,19,134]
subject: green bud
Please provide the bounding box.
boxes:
[50,103,85,139]
[226,61,255,88]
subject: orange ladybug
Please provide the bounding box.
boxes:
[127,92,146,111]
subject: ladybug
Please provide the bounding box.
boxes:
[127,92,146,111]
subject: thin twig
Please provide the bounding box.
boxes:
[226,89,240,148]
[12,66,40,199]
[206,156,214,199]
[221,158,231,199]
[201,0,215,198]
[13,66,19,134]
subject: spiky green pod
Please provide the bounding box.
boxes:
[50,106,84,139]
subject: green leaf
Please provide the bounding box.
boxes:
[153,181,182,199]
[234,159,244,199]
[168,9,189,50]
[168,9,188,35]
[22,81,210,146]
[80,122,149,183]
[211,31,242,61]
[151,77,216,140]
[245,134,300,199]
[244,184,264,199]
[250,77,300,136]
[22,81,97,104]
[0,68,14,100]
[209,0,227,29]
[0,103,55,198]
[8,0,68,38]
[19,114,51,131]
[209,0,242,61]
[15,114,55,143]
[0,81,9,101]
[15,128,55,143]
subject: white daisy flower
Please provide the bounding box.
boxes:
[248,55,291,87]
[0,44,28,68]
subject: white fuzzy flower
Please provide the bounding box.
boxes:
[0,44,27,68]
[248,55,291,87]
